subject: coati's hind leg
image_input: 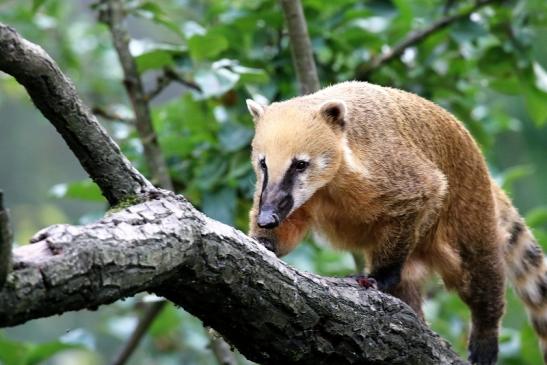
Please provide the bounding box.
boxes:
[456,241,505,365]
[389,277,424,320]
[388,259,428,320]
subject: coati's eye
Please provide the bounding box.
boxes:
[259,158,267,170]
[294,160,309,172]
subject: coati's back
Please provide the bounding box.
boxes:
[299,81,490,184]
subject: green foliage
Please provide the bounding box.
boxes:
[1,0,547,364]
[49,180,104,203]
[0,333,85,365]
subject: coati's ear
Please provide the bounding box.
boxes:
[246,99,265,121]
[319,100,346,129]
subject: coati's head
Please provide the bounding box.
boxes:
[247,97,346,233]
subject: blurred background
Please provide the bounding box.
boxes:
[0,0,546,364]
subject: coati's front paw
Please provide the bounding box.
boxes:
[348,274,378,289]
[254,237,276,254]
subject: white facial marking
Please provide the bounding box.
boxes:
[316,154,329,170]
[342,136,368,177]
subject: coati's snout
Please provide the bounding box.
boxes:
[257,185,294,229]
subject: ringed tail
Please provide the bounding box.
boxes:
[499,187,547,362]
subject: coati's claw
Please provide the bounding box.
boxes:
[357,276,377,289]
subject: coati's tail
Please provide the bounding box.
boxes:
[498,188,547,362]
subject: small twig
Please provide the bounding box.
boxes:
[145,73,173,101]
[164,67,202,93]
[145,67,201,101]
[110,300,166,365]
[92,106,135,124]
[355,0,503,80]
[207,328,238,365]
[0,191,12,288]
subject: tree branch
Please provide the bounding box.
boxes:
[1,191,465,365]
[92,106,135,124]
[0,191,12,288]
[0,23,153,205]
[355,0,502,80]
[146,67,202,101]
[98,0,173,191]
[279,0,320,94]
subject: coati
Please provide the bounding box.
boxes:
[246,81,546,365]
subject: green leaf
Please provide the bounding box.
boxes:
[450,18,487,44]
[187,32,228,60]
[218,122,253,152]
[478,46,515,78]
[0,336,28,365]
[26,342,83,365]
[202,187,237,225]
[227,152,253,181]
[516,65,547,126]
[525,207,547,229]
[500,165,534,195]
[133,2,183,37]
[50,180,104,202]
[136,51,173,73]
[194,67,239,98]
[194,157,228,191]
[0,334,84,365]
[533,62,547,92]
[130,40,187,73]
[149,303,182,337]
[31,0,47,13]
[522,84,547,126]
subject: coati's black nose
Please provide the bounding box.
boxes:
[257,209,279,229]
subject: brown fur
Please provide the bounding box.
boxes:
[247,81,545,364]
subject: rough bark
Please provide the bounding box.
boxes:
[1,192,465,365]
[279,0,320,95]
[0,23,153,206]
[99,0,173,191]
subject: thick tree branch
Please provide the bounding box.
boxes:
[355,0,502,80]
[0,191,12,288]
[279,0,320,95]
[98,0,173,191]
[1,192,465,365]
[0,23,153,205]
